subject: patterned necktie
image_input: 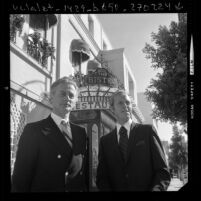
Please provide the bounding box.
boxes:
[60,120,73,148]
[119,126,128,163]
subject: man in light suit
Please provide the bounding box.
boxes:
[96,90,170,191]
[12,76,88,192]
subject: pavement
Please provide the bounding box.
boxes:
[167,177,185,191]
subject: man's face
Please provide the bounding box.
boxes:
[50,83,77,118]
[112,94,132,124]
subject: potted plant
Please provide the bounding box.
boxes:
[10,14,25,43]
[73,71,85,87]
[27,31,55,68]
[40,38,56,67]
[27,31,42,62]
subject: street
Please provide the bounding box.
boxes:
[167,177,185,191]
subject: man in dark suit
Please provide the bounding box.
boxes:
[11,76,88,192]
[96,90,170,191]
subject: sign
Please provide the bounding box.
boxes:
[75,101,110,110]
[73,96,110,110]
[71,68,121,111]
[83,68,118,87]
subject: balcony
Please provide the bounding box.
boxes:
[10,14,56,71]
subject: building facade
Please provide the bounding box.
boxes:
[137,92,159,129]
[10,14,144,191]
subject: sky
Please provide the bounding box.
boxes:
[97,14,182,143]
[97,14,178,93]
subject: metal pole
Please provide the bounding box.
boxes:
[79,53,82,85]
[79,53,82,74]
[45,15,49,39]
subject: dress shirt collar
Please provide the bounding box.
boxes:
[51,112,69,129]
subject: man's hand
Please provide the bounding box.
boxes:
[67,154,83,179]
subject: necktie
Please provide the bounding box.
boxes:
[119,126,128,162]
[60,120,73,148]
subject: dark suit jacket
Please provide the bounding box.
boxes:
[96,122,171,191]
[11,115,88,192]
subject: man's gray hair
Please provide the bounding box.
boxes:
[109,90,130,107]
[50,76,79,94]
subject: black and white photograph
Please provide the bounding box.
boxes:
[2,0,194,196]
[9,13,188,192]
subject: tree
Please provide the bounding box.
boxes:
[142,14,187,127]
[168,124,188,177]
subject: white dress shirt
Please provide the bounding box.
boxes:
[51,112,72,139]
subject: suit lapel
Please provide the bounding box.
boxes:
[41,115,72,157]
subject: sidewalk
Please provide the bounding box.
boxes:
[167,177,184,191]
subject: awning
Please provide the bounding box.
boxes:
[29,14,58,30]
[69,39,90,67]
[86,59,101,74]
